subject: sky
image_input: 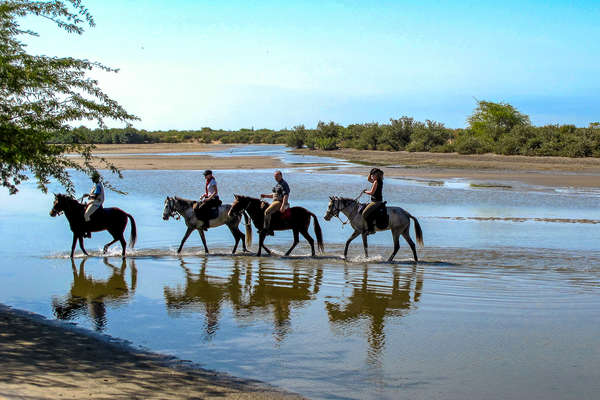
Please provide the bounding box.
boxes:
[23,0,600,130]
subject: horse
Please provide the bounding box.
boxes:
[50,193,137,258]
[324,196,423,263]
[228,195,324,257]
[162,196,252,254]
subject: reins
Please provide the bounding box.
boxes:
[334,192,363,227]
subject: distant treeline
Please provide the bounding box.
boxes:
[50,101,600,158]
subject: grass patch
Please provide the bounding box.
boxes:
[470,183,513,189]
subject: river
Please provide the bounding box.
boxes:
[0,146,598,399]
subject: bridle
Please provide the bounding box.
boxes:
[328,197,359,227]
[164,197,182,220]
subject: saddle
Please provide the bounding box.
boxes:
[193,201,222,220]
[359,202,389,229]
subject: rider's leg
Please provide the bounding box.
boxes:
[263,201,281,235]
[362,201,381,234]
[83,202,98,238]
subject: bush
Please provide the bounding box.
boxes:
[314,137,338,150]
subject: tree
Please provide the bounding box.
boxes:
[467,100,530,142]
[0,0,137,195]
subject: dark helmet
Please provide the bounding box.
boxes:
[203,169,213,177]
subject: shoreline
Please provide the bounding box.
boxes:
[0,303,305,399]
[78,143,600,189]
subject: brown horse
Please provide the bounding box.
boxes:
[229,195,324,257]
[50,194,137,258]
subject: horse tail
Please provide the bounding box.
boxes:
[407,212,423,247]
[126,213,137,249]
[243,211,253,248]
[309,212,325,253]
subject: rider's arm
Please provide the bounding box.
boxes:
[260,193,274,199]
[280,194,289,212]
[364,180,378,195]
[205,183,218,201]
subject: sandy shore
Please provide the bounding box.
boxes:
[294,148,600,188]
[0,304,304,400]
[74,143,600,188]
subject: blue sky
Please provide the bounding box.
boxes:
[24,0,600,129]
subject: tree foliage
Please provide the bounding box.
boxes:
[0,0,137,194]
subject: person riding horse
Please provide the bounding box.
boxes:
[260,170,290,236]
[81,171,104,238]
[194,170,222,231]
[362,168,385,234]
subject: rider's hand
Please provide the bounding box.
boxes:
[280,205,286,213]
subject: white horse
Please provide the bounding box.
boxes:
[162,196,252,254]
[324,196,423,262]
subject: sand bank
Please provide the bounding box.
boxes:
[0,305,304,400]
[76,143,600,188]
[294,148,600,188]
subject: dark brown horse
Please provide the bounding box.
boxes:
[228,195,324,257]
[50,194,137,258]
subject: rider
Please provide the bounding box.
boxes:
[194,170,221,231]
[361,167,384,234]
[82,171,104,237]
[260,170,290,235]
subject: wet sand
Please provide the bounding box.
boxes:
[78,144,600,188]
[0,304,304,400]
[295,148,600,188]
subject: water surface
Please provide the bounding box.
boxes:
[1,148,599,399]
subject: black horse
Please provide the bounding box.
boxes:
[229,195,324,257]
[50,194,137,258]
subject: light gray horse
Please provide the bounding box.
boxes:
[162,196,252,254]
[324,196,423,262]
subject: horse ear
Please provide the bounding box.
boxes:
[234,194,239,199]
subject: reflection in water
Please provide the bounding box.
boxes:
[52,258,137,331]
[326,264,423,367]
[163,257,323,342]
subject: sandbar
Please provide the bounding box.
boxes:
[0,304,304,400]
[73,143,600,188]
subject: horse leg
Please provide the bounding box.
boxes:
[227,224,242,254]
[361,232,369,258]
[119,234,127,258]
[177,226,194,254]
[285,229,300,256]
[402,229,418,263]
[70,234,77,258]
[388,230,401,263]
[78,236,89,257]
[103,238,119,254]
[198,229,209,254]
[344,230,361,260]
[299,229,316,257]
[257,232,271,256]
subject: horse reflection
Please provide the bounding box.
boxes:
[52,258,137,331]
[163,258,322,341]
[326,264,423,366]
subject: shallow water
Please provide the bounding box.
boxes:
[1,147,599,399]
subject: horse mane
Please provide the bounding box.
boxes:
[173,196,195,204]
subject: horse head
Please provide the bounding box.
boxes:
[324,196,340,221]
[50,193,71,217]
[228,194,246,217]
[162,196,176,220]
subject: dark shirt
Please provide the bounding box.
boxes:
[272,179,290,201]
[371,178,383,202]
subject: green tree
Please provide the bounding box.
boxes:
[1,0,137,194]
[467,100,530,142]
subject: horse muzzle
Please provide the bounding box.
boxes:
[324,214,332,221]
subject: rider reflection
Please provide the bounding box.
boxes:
[52,257,137,331]
[325,264,423,367]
